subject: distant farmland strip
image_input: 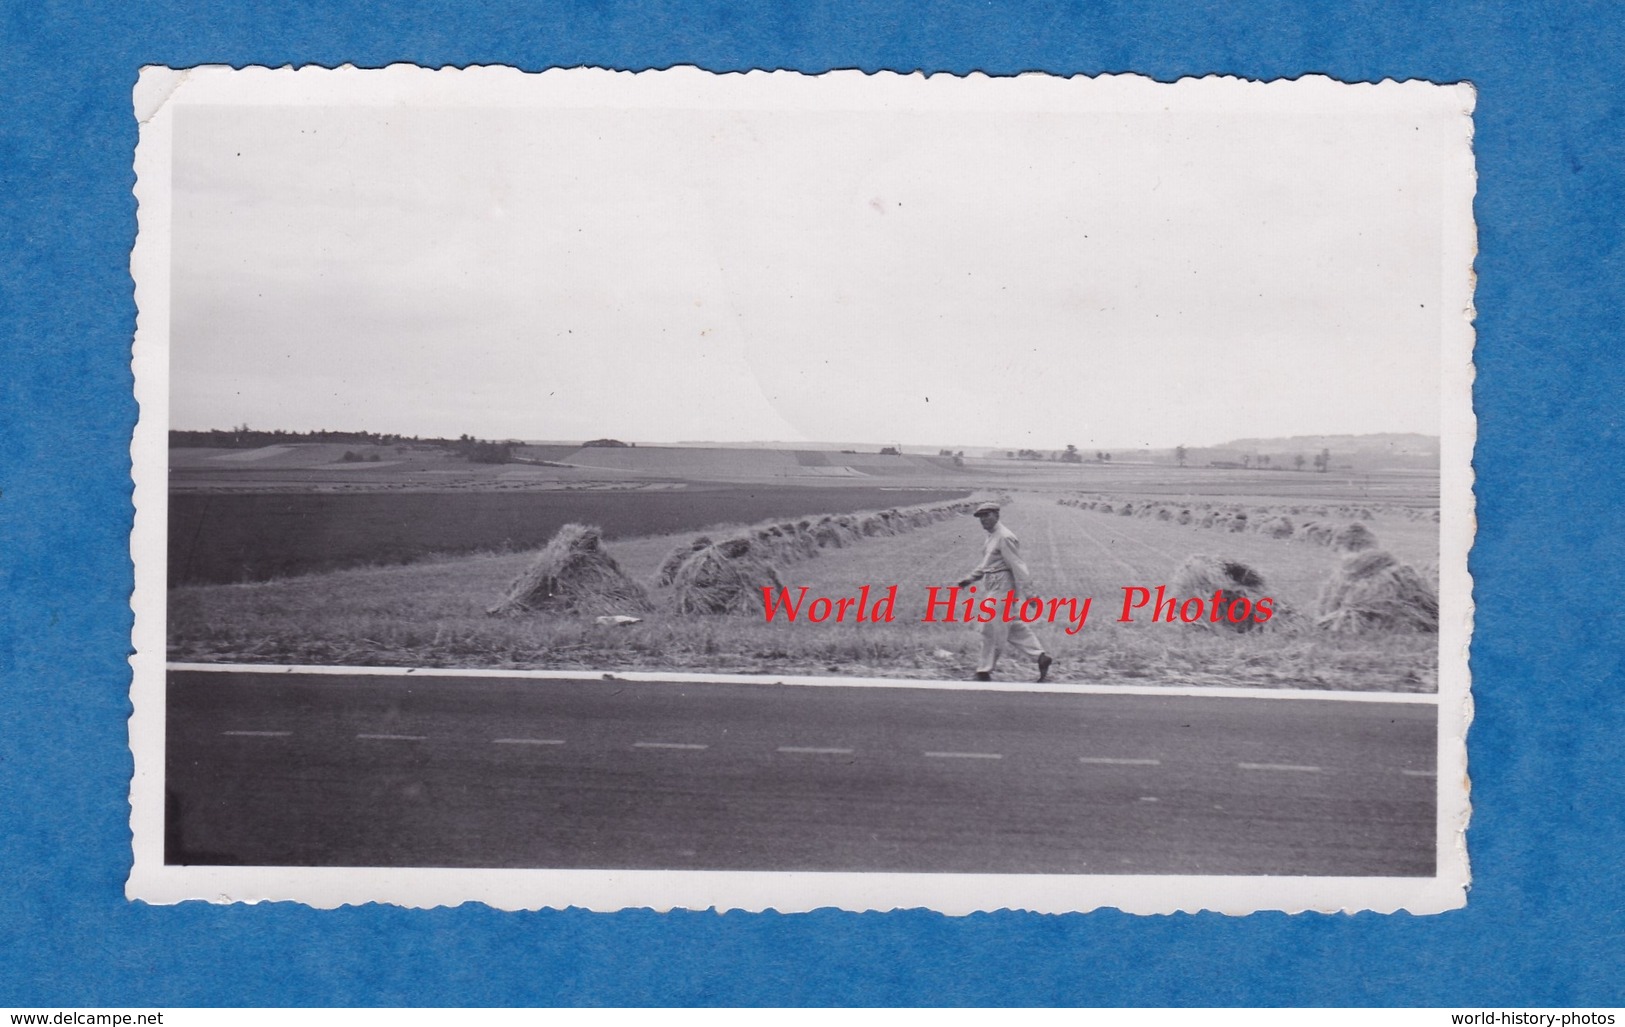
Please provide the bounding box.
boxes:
[167,486,973,586]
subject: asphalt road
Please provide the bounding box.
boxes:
[165,669,1437,876]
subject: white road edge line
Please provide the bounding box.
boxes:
[220,730,291,737]
[1237,762,1322,773]
[492,738,565,746]
[167,662,1438,705]
[1079,757,1161,766]
[776,746,855,755]
[355,733,427,741]
[633,742,708,750]
[924,751,1003,760]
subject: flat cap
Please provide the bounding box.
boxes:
[973,501,1001,515]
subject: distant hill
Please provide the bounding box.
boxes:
[1169,433,1440,472]
[1220,433,1439,458]
[542,444,963,480]
[557,433,1440,471]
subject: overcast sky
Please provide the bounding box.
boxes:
[165,71,1470,450]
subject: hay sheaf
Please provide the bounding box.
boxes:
[1170,555,1269,633]
[657,499,971,588]
[1300,521,1335,546]
[671,537,785,615]
[1317,549,1438,634]
[656,535,712,586]
[811,517,848,548]
[1257,516,1295,539]
[786,521,820,559]
[488,523,652,617]
[1331,522,1379,553]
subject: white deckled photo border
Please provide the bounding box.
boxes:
[128,66,1475,914]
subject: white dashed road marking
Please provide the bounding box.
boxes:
[217,723,1377,783]
[1401,769,1437,777]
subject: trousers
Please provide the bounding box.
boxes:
[974,570,1047,674]
[978,619,1047,674]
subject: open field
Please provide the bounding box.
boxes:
[167,442,1436,586]
[169,442,972,490]
[169,491,1441,691]
[171,443,1437,497]
[958,462,1439,507]
[168,485,972,585]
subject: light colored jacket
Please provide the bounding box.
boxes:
[969,522,1031,594]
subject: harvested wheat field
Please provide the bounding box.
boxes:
[168,490,1441,692]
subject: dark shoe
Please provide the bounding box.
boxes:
[1037,654,1053,683]
[972,671,992,682]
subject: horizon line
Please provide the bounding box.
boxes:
[167,426,1443,453]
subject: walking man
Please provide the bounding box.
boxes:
[956,501,1053,682]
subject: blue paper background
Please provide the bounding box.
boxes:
[2,0,1622,1006]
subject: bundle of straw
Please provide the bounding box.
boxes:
[671,537,785,615]
[1331,522,1379,553]
[1317,550,1438,633]
[1299,521,1334,546]
[1257,516,1295,539]
[488,523,651,617]
[1171,555,1269,634]
[655,535,713,586]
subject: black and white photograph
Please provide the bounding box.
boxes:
[128,67,1474,914]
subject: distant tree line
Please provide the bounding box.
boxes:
[169,426,419,449]
[461,439,517,464]
[992,445,1088,462]
[1189,445,1332,471]
[169,427,527,465]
